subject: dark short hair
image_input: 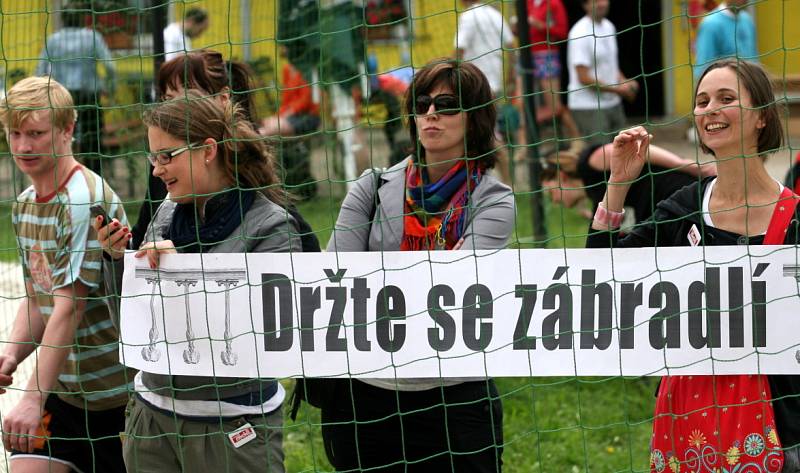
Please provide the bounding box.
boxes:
[695,59,783,157]
[403,58,497,170]
[539,162,558,182]
[61,2,87,28]
[185,8,208,23]
[157,49,257,126]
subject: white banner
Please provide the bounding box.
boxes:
[119,246,800,378]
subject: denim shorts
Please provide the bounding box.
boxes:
[533,50,561,80]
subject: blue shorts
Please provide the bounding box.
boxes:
[533,50,561,80]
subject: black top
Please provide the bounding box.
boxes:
[587,177,800,448]
[577,144,698,224]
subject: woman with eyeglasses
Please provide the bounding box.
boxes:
[131,49,259,250]
[323,59,514,472]
[132,48,320,254]
[93,90,296,472]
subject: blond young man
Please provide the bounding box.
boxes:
[0,77,134,473]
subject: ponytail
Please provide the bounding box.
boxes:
[217,100,289,206]
[226,60,258,126]
[143,90,289,207]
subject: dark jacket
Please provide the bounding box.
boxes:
[587,177,800,448]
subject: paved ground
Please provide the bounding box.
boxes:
[0,263,28,471]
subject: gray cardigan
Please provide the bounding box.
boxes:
[327,157,515,391]
[105,193,301,401]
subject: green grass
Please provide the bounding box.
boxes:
[283,375,656,473]
[0,193,656,472]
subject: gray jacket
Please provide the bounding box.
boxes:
[327,157,515,391]
[105,193,301,401]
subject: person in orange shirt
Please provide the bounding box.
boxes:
[260,47,320,137]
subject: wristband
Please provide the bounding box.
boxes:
[593,203,625,229]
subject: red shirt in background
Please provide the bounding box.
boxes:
[279,62,319,117]
[527,0,568,53]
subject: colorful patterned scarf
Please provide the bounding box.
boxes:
[401,158,482,251]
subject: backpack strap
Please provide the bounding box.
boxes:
[288,168,384,420]
[368,168,385,224]
[764,187,799,245]
[286,205,321,252]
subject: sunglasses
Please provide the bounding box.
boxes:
[147,142,199,166]
[414,94,462,116]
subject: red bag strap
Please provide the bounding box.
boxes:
[764,187,799,245]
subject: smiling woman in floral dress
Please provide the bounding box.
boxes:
[586,59,800,473]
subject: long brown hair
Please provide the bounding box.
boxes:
[403,58,497,169]
[157,49,258,126]
[142,89,287,206]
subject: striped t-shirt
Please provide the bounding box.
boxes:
[12,165,137,411]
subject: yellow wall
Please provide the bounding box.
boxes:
[666,1,695,118]
[10,0,794,119]
[1,0,48,76]
[755,1,800,78]
[0,0,494,83]
[187,0,466,80]
[668,0,800,117]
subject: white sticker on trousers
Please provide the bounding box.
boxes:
[228,423,257,448]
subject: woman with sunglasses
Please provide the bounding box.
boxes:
[93,90,297,472]
[323,59,514,472]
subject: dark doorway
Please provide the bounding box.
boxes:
[562,0,665,119]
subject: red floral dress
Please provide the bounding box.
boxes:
[649,188,798,473]
[649,375,783,472]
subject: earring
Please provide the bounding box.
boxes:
[205,159,209,164]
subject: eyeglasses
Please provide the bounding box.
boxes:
[147,143,198,166]
[414,94,461,116]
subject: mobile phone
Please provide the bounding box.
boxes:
[89,204,111,225]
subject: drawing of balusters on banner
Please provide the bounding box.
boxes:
[142,275,162,362]
[205,269,246,366]
[176,278,200,364]
[134,266,247,366]
[217,278,242,366]
[782,265,800,363]
[217,279,239,366]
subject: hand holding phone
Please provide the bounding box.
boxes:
[90,205,130,260]
[89,204,110,225]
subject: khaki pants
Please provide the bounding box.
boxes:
[122,397,285,473]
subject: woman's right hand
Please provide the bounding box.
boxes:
[92,216,131,260]
[608,126,651,185]
[135,240,177,269]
